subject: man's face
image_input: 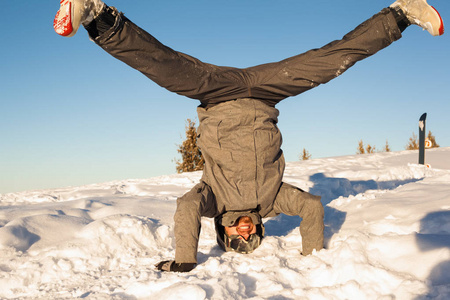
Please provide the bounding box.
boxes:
[224,216,257,240]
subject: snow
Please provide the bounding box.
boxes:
[1,148,449,299]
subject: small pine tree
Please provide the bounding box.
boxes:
[427,131,440,148]
[406,132,419,150]
[357,140,376,154]
[366,144,376,154]
[175,119,204,173]
[357,140,365,154]
[300,148,312,161]
[384,140,391,152]
[406,131,439,150]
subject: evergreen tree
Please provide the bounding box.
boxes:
[357,140,376,154]
[357,140,365,154]
[427,131,440,148]
[384,140,391,152]
[406,132,419,150]
[175,119,204,173]
[406,131,439,150]
[365,144,376,154]
[300,148,312,161]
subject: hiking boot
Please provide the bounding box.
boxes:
[54,0,105,37]
[391,0,444,36]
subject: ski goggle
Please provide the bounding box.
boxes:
[224,232,262,254]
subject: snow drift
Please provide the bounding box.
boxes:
[1,148,449,299]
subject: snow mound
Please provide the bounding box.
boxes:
[0,148,449,299]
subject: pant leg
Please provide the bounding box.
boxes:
[272,182,324,255]
[89,7,401,108]
[241,8,403,106]
[174,182,217,263]
[89,7,251,107]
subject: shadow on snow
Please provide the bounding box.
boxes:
[415,210,450,299]
[265,173,421,249]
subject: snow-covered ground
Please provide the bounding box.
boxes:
[1,148,449,299]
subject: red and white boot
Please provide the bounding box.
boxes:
[391,0,444,36]
[54,0,104,37]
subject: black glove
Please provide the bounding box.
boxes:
[155,260,196,272]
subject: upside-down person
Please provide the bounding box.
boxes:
[53,0,444,272]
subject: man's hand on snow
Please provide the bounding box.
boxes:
[155,260,196,272]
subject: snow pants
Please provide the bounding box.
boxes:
[90,7,402,109]
[88,6,402,263]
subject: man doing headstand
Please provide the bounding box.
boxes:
[53,0,444,272]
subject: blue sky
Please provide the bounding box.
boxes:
[1,0,449,194]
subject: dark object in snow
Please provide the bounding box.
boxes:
[419,113,427,165]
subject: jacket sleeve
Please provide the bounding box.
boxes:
[272,182,324,255]
[174,182,217,263]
